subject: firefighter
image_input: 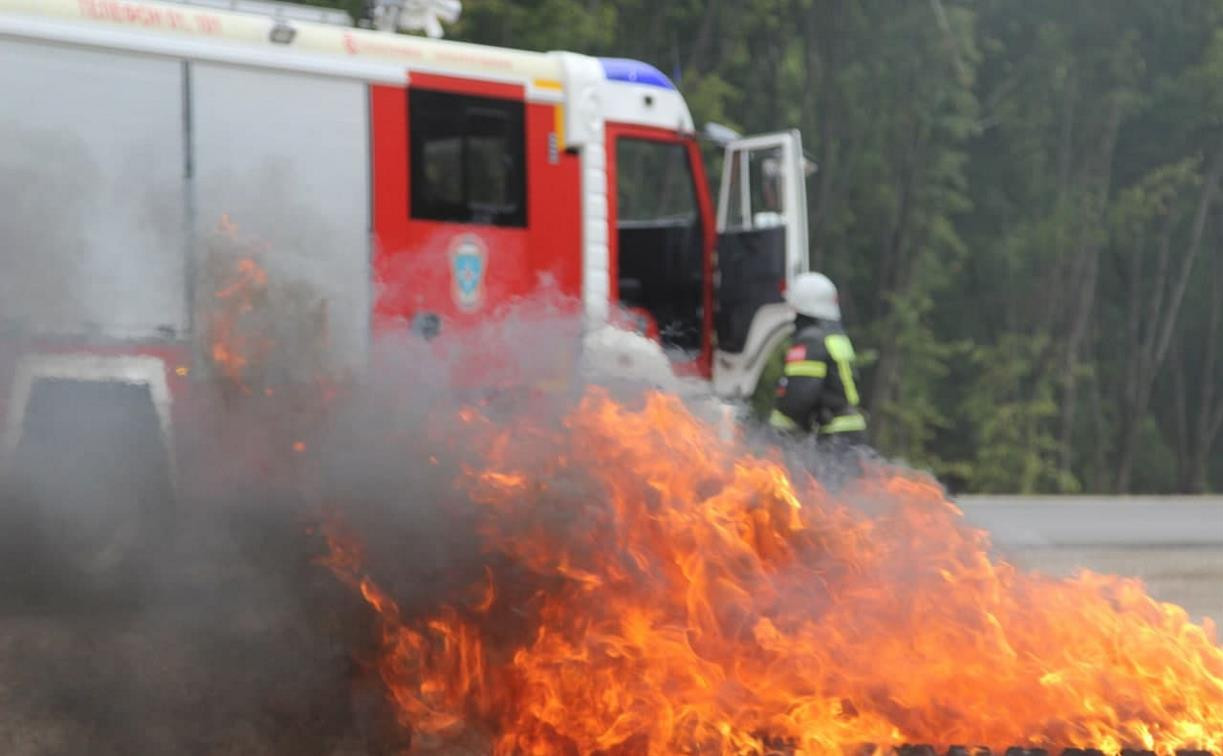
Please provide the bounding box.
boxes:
[758,272,868,449]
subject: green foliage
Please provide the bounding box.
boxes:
[449,0,616,52]
[961,334,1078,494]
[1111,158,1202,237]
[865,287,967,478]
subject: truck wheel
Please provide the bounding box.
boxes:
[3,378,174,611]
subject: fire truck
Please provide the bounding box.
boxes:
[0,0,810,587]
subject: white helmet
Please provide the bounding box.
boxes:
[786,272,841,321]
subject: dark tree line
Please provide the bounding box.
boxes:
[307,0,1223,493]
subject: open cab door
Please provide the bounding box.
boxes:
[711,129,809,399]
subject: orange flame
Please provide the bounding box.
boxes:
[324,389,1223,754]
[205,216,271,391]
[209,257,270,385]
[203,214,339,402]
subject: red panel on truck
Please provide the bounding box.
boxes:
[369,81,581,335]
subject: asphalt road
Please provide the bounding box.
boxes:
[957,495,1223,623]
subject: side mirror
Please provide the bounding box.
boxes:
[702,122,742,147]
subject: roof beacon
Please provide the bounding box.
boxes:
[371,0,462,39]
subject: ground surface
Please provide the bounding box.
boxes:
[0,504,375,756]
[958,496,1223,623]
[0,495,1219,754]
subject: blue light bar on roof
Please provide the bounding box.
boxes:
[598,58,677,90]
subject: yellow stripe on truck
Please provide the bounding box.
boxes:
[554,103,566,149]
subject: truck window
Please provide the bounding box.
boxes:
[615,137,704,356]
[617,139,698,224]
[409,89,526,227]
[722,145,785,231]
[748,146,785,229]
[725,154,747,230]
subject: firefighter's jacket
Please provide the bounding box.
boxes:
[766,321,867,437]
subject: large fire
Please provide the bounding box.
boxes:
[322,389,1222,754]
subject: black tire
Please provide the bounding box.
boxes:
[2,378,175,612]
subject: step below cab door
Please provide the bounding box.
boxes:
[712,129,809,399]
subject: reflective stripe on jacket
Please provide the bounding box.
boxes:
[767,322,866,436]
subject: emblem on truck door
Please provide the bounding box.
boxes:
[449,234,488,312]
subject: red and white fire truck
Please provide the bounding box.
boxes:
[0,0,810,581]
